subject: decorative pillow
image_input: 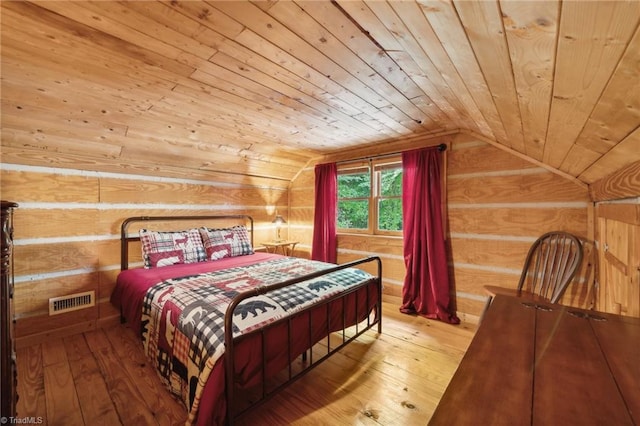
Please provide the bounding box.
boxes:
[205,243,232,261]
[199,225,254,259]
[148,250,185,268]
[139,228,206,268]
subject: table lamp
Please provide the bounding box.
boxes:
[272,213,286,242]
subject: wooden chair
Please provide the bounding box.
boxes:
[482,231,584,320]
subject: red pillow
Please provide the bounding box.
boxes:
[148,250,185,268]
[205,244,232,261]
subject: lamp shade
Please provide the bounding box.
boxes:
[272,214,286,242]
[272,215,286,225]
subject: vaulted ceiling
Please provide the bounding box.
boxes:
[1,1,639,185]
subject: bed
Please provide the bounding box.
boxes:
[110,214,382,425]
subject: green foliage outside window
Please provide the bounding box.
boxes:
[378,168,402,231]
[338,199,369,229]
[338,163,403,233]
[337,170,370,229]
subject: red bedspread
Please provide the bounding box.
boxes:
[111,253,379,425]
[112,253,282,336]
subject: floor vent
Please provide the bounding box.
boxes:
[49,291,95,316]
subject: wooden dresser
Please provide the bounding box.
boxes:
[1,201,18,418]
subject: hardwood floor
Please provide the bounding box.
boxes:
[16,301,476,425]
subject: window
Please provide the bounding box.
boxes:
[337,158,402,235]
[376,163,403,232]
[337,165,370,230]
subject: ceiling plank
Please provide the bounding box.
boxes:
[196,54,380,142]
[210,35,389,131]
[3,1,196,78]
[338,0,465,128]
[454,0,525,152]
[562,24,640,177]
[580,126,640,185]
[387,0,495,137]
[416,0,508,143]
[209,1,388,109]
[1,40,174,111]
[294,0,435,123]
[33,1,207,69]
[264,1,428,130]
[82,1,218,60]
[231,28,406,135]
[543,0,640,169]
[500,0,559,161]
[590,158,640,202]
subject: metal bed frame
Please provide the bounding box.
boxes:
[118,214,382,425]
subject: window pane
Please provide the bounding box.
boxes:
[379,168,402,197]
[338,171,370,198]
[338,200,369,229]
[378,198,402,231]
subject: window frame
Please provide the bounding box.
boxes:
[337,156,403,236]
[374,160,403,236]
[336,162,371,234]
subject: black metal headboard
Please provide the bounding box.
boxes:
[120,215,254,270]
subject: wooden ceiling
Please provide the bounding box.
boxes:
[1,1,639,186]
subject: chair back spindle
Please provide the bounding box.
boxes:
[518,232,583,303]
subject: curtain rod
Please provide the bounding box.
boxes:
[335,143,447,165]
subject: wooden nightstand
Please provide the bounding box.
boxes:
[262,241,298,256]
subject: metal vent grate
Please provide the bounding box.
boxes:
[49,291,95,316]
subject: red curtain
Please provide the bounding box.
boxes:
[311,163,337,263]
[400,147,459,324]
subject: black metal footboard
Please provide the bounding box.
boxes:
[224,256,382,425]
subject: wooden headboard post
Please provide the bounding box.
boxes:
[120,215,254,271]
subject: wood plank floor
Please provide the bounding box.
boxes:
[16,301,476,425]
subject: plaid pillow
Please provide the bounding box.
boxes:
[205,243,232,261]
[139,228,206,268]
[199,225,253,259]
[148,250,185,268]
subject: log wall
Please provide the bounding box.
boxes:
[1,163,288,346]
[5,126,634,343]
[291,133,595,322]
[447,134,594,318]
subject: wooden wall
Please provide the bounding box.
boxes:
[447,134,594,319]
[595,198,640,316]
[1,163,288,346]
[3,129,633,343]
[292,132,595,322]
[591,161,640,316]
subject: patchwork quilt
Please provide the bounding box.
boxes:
[140,257,373,424]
